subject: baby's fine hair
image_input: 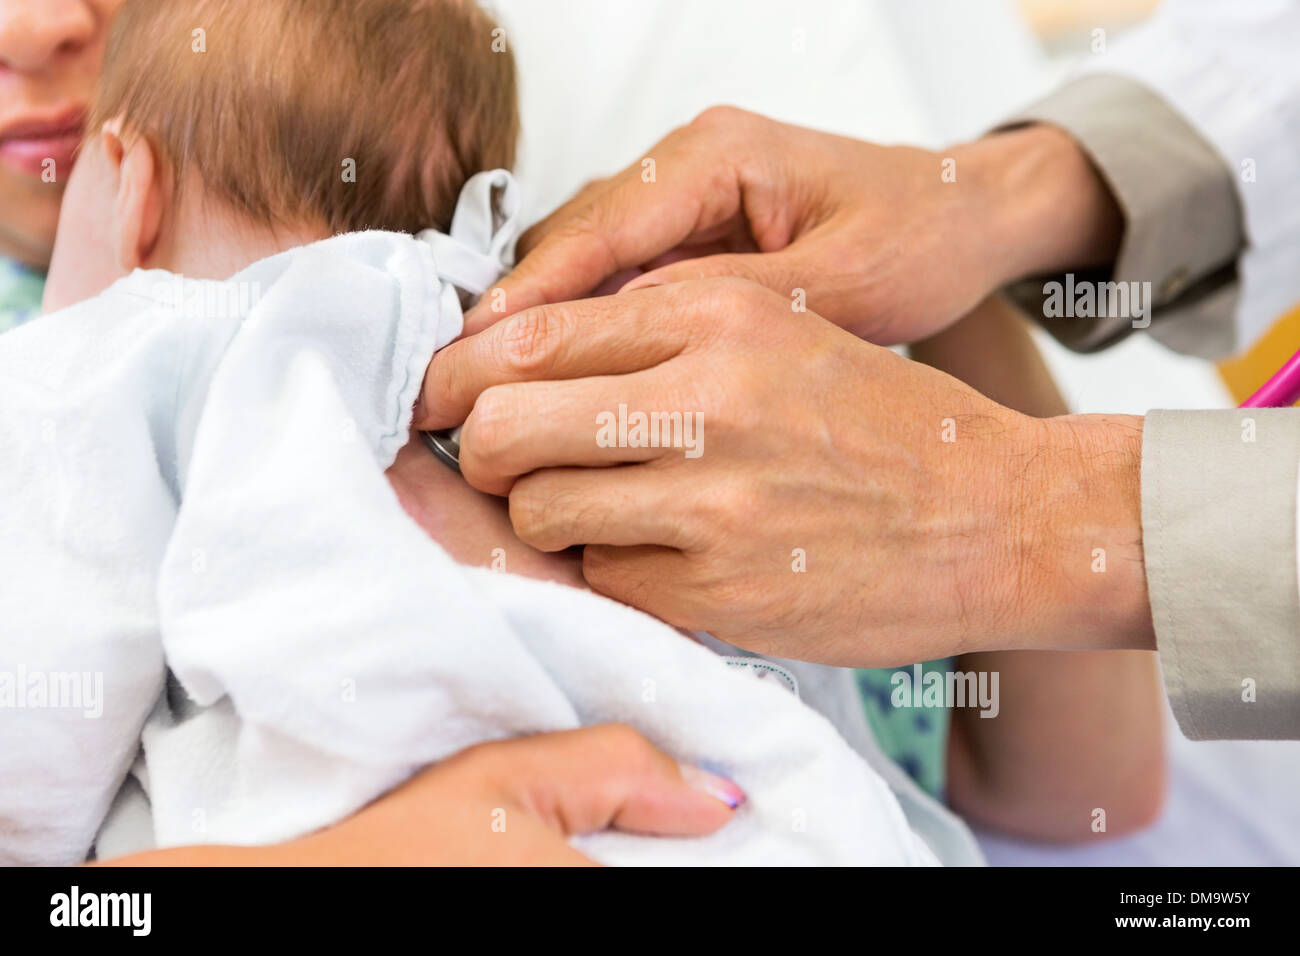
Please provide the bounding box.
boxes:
[90,0,519,234]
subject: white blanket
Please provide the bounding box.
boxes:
[0,172,955,866]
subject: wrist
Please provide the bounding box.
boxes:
[956,124,1124,285]
[992,413,1155,652]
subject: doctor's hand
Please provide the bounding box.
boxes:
[420,280,1154,666]
[466,107,1122,345]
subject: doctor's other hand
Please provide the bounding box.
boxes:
[421,280,1155,666]
[465,107,1122,345]
[105,726,741,865]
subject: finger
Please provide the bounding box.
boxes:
[623,248,804,300]
[509,464,700,552]
[582,543,713,632]
[463,139,742,328]
[489,725,743,838]
[515,174,620,259]
[638,239,739,273]
[463,239,739,339]
[458,373,696,495]
[419,284,700,431]
[460,181,623,338]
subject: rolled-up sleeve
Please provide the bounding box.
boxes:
[1002,74,1244,358]
[1142,409,1300,740]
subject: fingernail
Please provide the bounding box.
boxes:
[679,763,746,809]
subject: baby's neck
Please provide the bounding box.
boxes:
[154,190,328,281]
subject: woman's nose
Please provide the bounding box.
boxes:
[0,0,97,73]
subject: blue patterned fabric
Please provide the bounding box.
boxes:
[855,660,952,799]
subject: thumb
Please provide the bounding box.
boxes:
[495,725,744,838]
[621,249,804,301]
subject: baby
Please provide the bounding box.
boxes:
[0,0,970,865]
[42,0,578,586]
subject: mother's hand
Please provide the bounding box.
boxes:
[419,280,1149,665]
[104,725,741,865]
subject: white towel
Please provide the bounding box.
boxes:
[2,171,943,865]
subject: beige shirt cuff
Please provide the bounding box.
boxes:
[1142,409,1300,739]
[1002,74,1244,359]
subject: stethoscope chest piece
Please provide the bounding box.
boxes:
[421,428,462,472]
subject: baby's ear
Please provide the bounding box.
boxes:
[102,120,167,271]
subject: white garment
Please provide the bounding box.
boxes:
[1,172,955,866]
[1083,0,1300,350]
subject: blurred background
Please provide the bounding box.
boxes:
[492,0,1300,865]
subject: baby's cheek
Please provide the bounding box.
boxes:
[387,464,443,540]
[43,145,124,312]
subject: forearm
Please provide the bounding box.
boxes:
[947,648,1165,842]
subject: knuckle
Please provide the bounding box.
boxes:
[499,307,565,375]
[694,481,745,541]
[700,276,768,319]
[736,276,783,310]
[508,478,577,549]
[461,385,523,466]
[690,104,749,132]
[551,207,621,276]
[507,483,546,542]
[591,723,656,767]
[452,736,507,777]
[467,385,518,440]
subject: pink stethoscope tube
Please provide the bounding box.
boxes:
[1241,345,1300,408]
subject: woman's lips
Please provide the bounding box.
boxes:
[0,110,85,178]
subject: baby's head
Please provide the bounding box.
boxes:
[44,0,517,311]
